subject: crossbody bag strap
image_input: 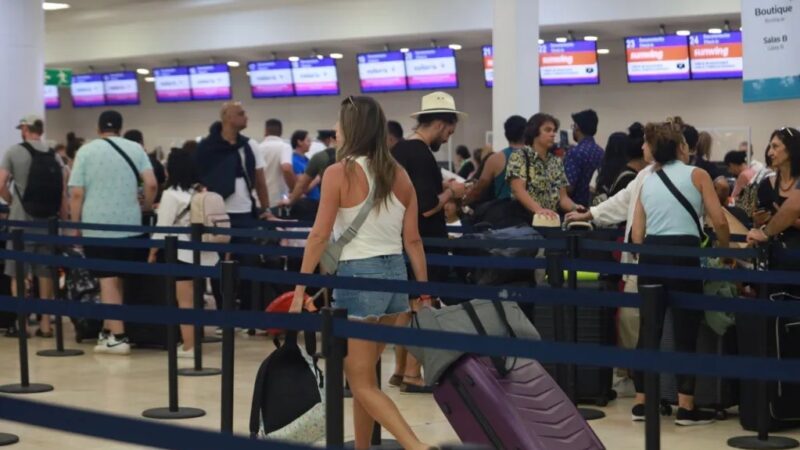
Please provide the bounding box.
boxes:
[609,169,635,195]
[104,138,141,184]
[462,301,510,377]
[335,171,375,247]
[655,169,706,241]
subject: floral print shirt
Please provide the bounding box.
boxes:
[505,147,569,211]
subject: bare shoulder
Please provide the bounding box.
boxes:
[393,164,414,205]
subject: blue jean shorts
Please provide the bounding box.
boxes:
[333,254,409,319]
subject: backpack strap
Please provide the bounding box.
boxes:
[104,138,141,184]
[462,301,511,377]
[655,168,707,242]
[248,358,272,437]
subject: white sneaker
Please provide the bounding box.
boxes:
[613,377,636,399]
[94,334,131,355]
[177,346,194,359]
[96,331,109,345]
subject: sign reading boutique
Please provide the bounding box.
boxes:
[742,0,800,102]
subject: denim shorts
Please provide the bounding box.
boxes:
[333,254,409,319]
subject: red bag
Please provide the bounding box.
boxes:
[264,291,320,336]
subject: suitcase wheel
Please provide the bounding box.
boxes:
[660,402,673,416]
[465,375,475,387]
[715,410,729,421]
[596,398,609,407]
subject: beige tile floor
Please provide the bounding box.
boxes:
[0,323,799,449]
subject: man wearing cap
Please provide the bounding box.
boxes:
[281,129,338,211]
[564,109,604,207]
[68,110,158,355]
[0,115,67,337]
[390,92,466,394]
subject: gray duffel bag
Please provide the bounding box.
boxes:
[408,299,540,386]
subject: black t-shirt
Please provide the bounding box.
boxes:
[392,139,446,238]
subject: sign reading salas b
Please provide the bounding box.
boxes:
[742,0,800,102]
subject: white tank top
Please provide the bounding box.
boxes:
[334,157,406,261]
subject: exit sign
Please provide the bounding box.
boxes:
[45,68,72,87]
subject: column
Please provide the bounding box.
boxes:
[492,0,539,148]
[0,0,45,153]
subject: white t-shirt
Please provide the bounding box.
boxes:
[308,140,326,158]
[258,136,293,207]
[225,142,266,214]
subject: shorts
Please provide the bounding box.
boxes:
[4,239,51,279]
[83,234,149,279]
[333,254,409,319]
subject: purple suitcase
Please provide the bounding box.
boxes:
[434,355,605,450]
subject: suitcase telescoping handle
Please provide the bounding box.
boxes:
[462,301,518,377]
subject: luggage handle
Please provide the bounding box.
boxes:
[462,301,517,377]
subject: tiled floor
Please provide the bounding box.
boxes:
[0,324,798,449]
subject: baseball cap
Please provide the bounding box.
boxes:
[98,110,123,131]
[16,114,43,129]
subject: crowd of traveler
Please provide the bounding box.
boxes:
[2,89,800,445]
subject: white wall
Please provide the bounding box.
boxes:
[45,52,799,163]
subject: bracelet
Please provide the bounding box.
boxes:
[760,225,770,238]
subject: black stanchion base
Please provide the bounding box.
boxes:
[345,439,402,449]
[202,336,222,344]
[177,367,222,377]
[142,407,206,420]
[728,436,800,449]
[36,349,84,357]
[0,383,54,394]
[0,433,19,446]
[579,407,606,421]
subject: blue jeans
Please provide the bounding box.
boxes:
[333,254,409,319]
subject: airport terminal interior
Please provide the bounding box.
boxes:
[1,0,800,449]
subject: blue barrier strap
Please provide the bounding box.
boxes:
[0,249,218,279]
[0,297,322,331]
[424,237,567,250]
[17,233,166,250]
[334,319,800,383]
[178,240,304,258]
[580,239,759,259]
[668,291,800,317]
[421,253,547,270]
[0,219,49,230]
[773,247,800,260]
[564,259,800,286]
[207,226,310,239]
[0,397,313,450]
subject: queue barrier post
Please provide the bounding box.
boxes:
[640,284,664,450]
[323,307,348,449]
[220,260,239,434]
[566,232,605,421]
[727,246,798,449]
[178,224,221,378]
[545,249,570,401]
[37,218,83,358]
[0,433,19,446]
[142,236,205,420]
[0,230,54,394]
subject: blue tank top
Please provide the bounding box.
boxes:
[493,147,515,200]
[641,161,703,237]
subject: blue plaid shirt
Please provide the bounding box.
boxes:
[563,137,604,207]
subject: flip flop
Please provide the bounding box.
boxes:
[400,376,433,394]
[388,374,403,387]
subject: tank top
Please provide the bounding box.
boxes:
[493,147,515,200]
[641,161,703,237]
[333,157,406,261]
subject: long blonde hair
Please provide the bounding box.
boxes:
[337,96,396,209]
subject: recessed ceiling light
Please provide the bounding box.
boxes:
[288,56,300,62]
[676,30,691,36]
[226,61,240,68]
[329,53,344,59]
[144,76,155,83]
[597,48,610,55]
[739,26,743,31]
[537,39,544,45]
[399,48,410,53]
[136,68,150,75]
[42,2,70,11]
[555,37,568,43]
[708,28,723,34]
[583,36,598,42]
[448,44,462,51]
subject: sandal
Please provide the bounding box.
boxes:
[388,374,403,387]
[35,329,54,338]
[400,376,433,394]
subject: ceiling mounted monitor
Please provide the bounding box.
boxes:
[404,48,459,90]
[70,73,106,108]
[103,71,140,106]
[189,64,232,101]
[625,34,690,83]
[153,66,192,103]
[539,41,599,86]
[482,45,493,88]
[248,60,295,98]
[44,85,60,110]
[291,57,340,97]
[689,31,743,80]
[357,51,408,93]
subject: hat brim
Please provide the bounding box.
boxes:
[410,109,468,119]
[15,124,25,130]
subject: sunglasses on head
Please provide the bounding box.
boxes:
[780,127,796,138]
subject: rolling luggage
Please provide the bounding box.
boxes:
[737,293,800,431]
[435,355,605,450]
[123,273,170,348]
[63,248,103,343]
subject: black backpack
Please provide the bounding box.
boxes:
[249,330,323,440]
[14,142,63,218]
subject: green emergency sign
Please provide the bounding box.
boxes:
[45,68,72,87]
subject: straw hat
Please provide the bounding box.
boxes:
[410,91,467,118]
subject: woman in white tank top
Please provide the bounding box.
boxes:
[290,96,433,450]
